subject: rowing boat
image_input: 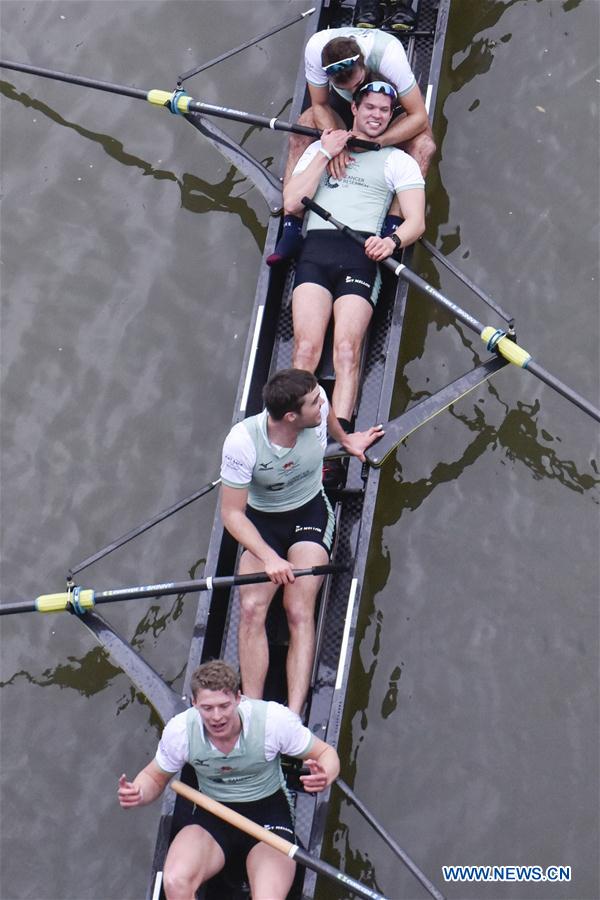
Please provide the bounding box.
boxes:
[147,2,452,897]
[2,7,597,896]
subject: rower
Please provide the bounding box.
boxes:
[267,25,433,266]
[118,660,340,900]
[219,368,382,715]
[285,82,425,486]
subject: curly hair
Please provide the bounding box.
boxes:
[190,660,241,698]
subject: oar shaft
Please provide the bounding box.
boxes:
[524,359,600,422]
[171,781,389,900]
[419,236,514,326]
[0,59,146,100]
[0,565,346,617]
[337,779,446,900]
[0,59,378,151]
[301,197,600,424]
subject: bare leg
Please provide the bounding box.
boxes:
[246,842,297,900]
[292,283,333,373]
[401,123,436,177]
[238,549,279,700]
[284,542,328,715]
[163,825,225,900]
[332,294,374,421]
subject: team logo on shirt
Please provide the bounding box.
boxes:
[282,460,296,471]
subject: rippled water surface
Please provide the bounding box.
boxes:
[1,2,598,899]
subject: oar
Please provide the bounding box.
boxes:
[0,60,379,151]
[0,564,347,617]
[68,478,221,579]
[171,780,389,900]
[68,436,370,580]
[419,236,514,326]
[336,779,446,900]
[178,8,316,84]
[302,197,600,424]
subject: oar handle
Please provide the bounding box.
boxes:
[170,781,389,900]
[172,780,292,853]
[0,564,348,617]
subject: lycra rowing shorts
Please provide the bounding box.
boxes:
[171,788,294,876]
[246,489,334,558]
[294,230,382,308]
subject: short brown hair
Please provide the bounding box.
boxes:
[321,36,365,86]
[263,369,318,420]
[190,660,240,699]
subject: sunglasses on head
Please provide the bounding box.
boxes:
[357,80,398,100]
[323,54,360,75]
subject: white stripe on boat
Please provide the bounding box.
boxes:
[335,578,358,690]
[151,872,163,900]
[425,82,433,113]
[239,304,265,413]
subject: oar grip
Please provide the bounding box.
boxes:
[347,137,381,151]
[171,780,295,857]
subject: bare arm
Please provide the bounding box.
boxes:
[220,484,295,584]
[283,128,351,215]
[118,761,172,809]
[377,84,430,148]
[364,187,425,261]
[299,737,340,793]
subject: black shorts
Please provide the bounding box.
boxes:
[294,230,381,308]
[247,490,334,558]
[172,789,294,877]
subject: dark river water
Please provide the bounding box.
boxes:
[1,2,598,899]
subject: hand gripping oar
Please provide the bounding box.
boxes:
[301,197,600,425]
[0,60,379,152]
[170,780,389,900]
[336,779,446,900]
[0,564,347,617]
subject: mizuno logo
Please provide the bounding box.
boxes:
[258,462,273,470]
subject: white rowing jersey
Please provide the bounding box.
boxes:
[294,142,424,234]
[155,698,314,803]
[221,389,329,513]
[305,27,416,102]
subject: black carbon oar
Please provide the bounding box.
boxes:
[419,237,514,326]
[0,564,347,617]
[171,781,390,900]
[302,197,600,424]
[0,60,379,151]
[68,478,221,580]
[178,7,316,84]
[337,779,446,900]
